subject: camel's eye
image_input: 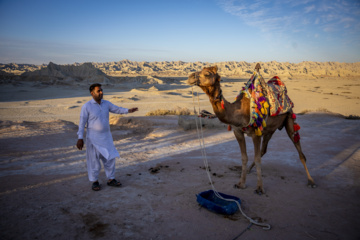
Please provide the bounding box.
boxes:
[204,72,211,77]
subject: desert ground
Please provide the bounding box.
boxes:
[0,63,360,239]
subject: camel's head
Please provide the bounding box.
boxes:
[187,66,221,87]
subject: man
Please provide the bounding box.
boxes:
[77,83,138,191]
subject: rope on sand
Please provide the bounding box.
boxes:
[191,87,271,232]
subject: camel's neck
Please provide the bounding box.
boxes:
[203,84,250,127]
[208,87,225,114]
[209,87,223,105]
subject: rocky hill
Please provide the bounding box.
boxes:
[19,62,112,84]
[93,60,360,78]
[1,61,360,82]
[0,63,44,75]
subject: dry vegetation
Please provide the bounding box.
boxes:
[145,107,195,116]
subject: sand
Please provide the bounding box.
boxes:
[0,72,360,239]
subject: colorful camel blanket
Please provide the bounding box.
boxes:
[267,76,294,116]
[240,72,294,136]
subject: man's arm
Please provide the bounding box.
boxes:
[108,101,138,114]
[76,105,88,150]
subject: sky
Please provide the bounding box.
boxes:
[0,0,359,64]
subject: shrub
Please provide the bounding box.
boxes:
[146,107,195,116]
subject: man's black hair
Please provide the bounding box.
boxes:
[89,83,102,93]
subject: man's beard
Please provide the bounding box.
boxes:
[95,95,103,102]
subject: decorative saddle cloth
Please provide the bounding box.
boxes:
[240,72,294,136]
[266,76,294,116]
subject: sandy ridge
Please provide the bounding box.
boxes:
[1,60,360,80]
[94,60,360,78]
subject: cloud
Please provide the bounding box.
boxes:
[305,4,315,13]
[218,0,292,34]
[217,0,360,38]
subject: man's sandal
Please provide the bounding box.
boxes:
[107,179,122,187]
[92,181,101,191]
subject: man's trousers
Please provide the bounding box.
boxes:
[86,141,116,181]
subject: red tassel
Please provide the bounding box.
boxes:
[291,113,296,119]
[227,125,232,131]
[294,132,300,143]
[221,99,225,109]
[294,123,301,132]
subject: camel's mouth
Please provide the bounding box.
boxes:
[187,72,200,86]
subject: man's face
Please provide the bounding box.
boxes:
[91,86,103,102]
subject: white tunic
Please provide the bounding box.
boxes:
[77,99,129,160]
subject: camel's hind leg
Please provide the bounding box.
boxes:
[285,114,316,188]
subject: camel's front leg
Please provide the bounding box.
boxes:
[247,132,274,173]
[233,129,248,189]
[252,135,265,194]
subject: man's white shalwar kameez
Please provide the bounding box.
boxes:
[77,99,128,181]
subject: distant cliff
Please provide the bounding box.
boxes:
[1,60,360,80]
[93,60,360,78]
[17,62,112,84]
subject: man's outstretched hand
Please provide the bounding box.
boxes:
[128,107,138,113]
[77,139,84,150]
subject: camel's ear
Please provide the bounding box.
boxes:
[210,65,218,74]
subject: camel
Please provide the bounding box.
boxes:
[188,65,316,194]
